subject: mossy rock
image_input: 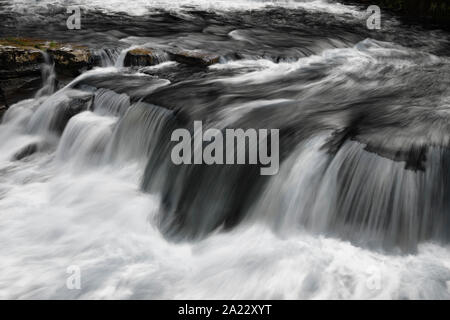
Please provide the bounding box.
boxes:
[0,38,93,77]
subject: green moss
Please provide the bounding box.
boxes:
[3,37,29,47]
[0,37,48,49]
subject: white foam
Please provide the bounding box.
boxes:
[1,91,450,299]
[210,39,443,86]
[7,0,362,16]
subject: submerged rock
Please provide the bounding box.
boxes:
[13,143,38,161]
[49,91,94,134]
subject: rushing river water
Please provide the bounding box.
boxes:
[1,0,450,299]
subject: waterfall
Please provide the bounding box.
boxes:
[35,51,57,98]
[1,0,450,299]
[95,48,122,67]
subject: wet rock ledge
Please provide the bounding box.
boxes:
[0,38,94,115]
[123,47,220,67]
[0,38,93,78]
[0,37,221,117]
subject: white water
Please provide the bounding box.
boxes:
[1,157,450,299]
[1,142,450,299]
[1,0,450,300]
[1,71,450,299]
[8,0,362,17]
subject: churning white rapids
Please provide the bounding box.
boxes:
[1,131,450,299]
[1,0,450,299]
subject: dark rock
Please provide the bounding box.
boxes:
[123,48,160,67]
[0,44,43,79]
[0,76,43,111]
[0,86,8,119]
[0,39,47,107]
[357,135,428,172]
[0,38,94,78]
[0,86,7,107]
[0,38,97,107]
[13,143,38,160]
[47,46,93,77]
[168,49,220,67]
[323,126,359,155]
[47,91,94,134]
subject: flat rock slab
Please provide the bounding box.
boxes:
[167,49,220,67]
[0,38,93,78]
[0,38,96,109]
[47,46,93,76]
[0,45,43,78]
[123,48,165,67]
[123,47,220,67]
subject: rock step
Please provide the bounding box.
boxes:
[123,47,220,68]
[0,38,222,113]
[0,38,97,111]
[167,49,220,67]
[0,38,93,78]
[123,48,169,67]
[1,39,222,78]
